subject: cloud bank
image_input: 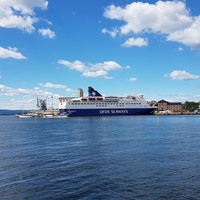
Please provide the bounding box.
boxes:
[0,47,26,59]
[166,70,200,80]
[38,82,67,89]
[103,0,200,49]
[58,60,129,79]
[38,28,56,39]
[0,0,48,33]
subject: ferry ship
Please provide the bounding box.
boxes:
[58,87,157,117]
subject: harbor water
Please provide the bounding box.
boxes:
[0,115,200,199]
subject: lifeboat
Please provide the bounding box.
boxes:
[96,97,103,101]
[81,98,87,101]
[88,97,96,101]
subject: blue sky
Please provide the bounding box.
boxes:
[0,0,200,109]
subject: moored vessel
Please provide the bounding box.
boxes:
[17,114,32,118]
[58,87,157,117]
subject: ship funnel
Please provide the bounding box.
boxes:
[78,88,84,97]
[88,86,102,97]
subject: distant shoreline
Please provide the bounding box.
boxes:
[0,109,29,115]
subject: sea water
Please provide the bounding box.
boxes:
[0,115,200,200]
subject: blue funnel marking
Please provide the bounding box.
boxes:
[88,86,102,97]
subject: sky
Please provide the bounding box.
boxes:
[0,0,200,110]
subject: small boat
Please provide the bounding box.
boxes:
[43,114,68,118]
[17,114,32,118]
[43,113,68,118]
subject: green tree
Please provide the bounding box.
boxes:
[182,101,200,112]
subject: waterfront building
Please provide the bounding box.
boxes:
[157,100,182,112]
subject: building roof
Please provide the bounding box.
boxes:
[168,102,182,105]
[158,99,168,103]
[158,99,182,105]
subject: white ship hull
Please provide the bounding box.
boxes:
[59,87,157,117]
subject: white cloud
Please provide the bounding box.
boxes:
[178,47,184,51]
[102,28,119,38]
[103,1,200,49]
[66,88,75,93]
[0,83,62,109]
[58,59,128,79]
[167,16,200,49]
[121,37,148,47]
[169,70,200,80]
[0,0,49,33]
[160,93,200,103]
[92,61,122,71]
[38,28,56,38]
[1,0,48,15]
[0,47,26,59]
[58,60,87,72]
[104,1,192,34]
[83,70,108,78]
[104,76,113,80]
[129,77,137,82]
[39,82,67,89]
[0,84,52,97]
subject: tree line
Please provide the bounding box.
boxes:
[182,101,200,112]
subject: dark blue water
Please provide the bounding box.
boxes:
[0,115,200,200]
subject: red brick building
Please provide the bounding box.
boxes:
[157,100,182,112]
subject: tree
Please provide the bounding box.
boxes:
[182,101,200,112]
